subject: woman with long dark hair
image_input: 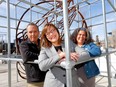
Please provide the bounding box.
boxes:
[71,27,101,87]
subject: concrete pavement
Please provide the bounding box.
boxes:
[0,62,116,87]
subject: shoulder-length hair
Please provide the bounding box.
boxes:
[70,27,94,45]
[40,23,62,48]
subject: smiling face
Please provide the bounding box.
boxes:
[45,26,60,46]
[27,25,39,44]
[76,30,86,46]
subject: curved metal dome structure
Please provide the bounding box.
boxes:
[15,0,87,54]
[0,0,116,87]
[15,0,88,80]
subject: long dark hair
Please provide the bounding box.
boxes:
[70,27,94,45]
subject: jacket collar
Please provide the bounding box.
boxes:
[27,38,40,45]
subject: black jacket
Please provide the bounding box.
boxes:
[19,39,46,83]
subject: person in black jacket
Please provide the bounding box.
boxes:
[19,23,46,87]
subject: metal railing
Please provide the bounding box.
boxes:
[0,49,116,87]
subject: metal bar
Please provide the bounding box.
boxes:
[107,0,116,13]
[0,15,30,24]
[0,26,27,30]
[76,10,115,23]
[1,17,116,32]
[102,0,112,87]
[6,0,11,87]
[2,0,44,15]
[88,4,92,35]
[1,8,116,27]
[14,5,19,82]
[18,0,50,11]
[29,0,32,22]
[62,0,72,87]
[18,0,100,18]
[54,0,57,26]
[69,19,116,31]
[2,0,101,21]
[114,0,116,8]
[0,58,23,62]
[0,50,116,64]
[75,0,79,28]
[0,0,114,28]
[18,0,63,16]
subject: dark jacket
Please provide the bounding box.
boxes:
[19,39,46,83]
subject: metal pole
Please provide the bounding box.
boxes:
[75,1,80,28]
[89,4,92,33]
[54,0,57,26]
[6,0,11,87]
[107,0,116,13]
[15,5,19,82]
[114,0,116,8]
[102,0,112,87]
[30,0,32,22]
[62,0,72,87]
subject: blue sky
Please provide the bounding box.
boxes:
[0,0,116,43]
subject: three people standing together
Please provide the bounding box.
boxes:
[20,23,101,87]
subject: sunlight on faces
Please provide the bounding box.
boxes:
[27,25,39,43]
[76,30,86,45]
[46,28,56,37]
[46,27,59,45]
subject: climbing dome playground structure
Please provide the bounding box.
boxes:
[0,0,116,87]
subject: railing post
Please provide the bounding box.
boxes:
[102,0,112,87]
[6,0,11,87]
[62,0,73,87]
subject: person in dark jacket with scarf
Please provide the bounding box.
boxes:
[20,23,46,87]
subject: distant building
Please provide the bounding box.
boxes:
[108,30,116,48]
[95,30,116,49]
